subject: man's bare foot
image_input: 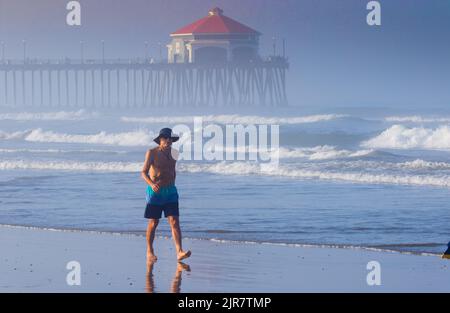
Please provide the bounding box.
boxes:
[147,250,158,261]
[177,250,191,261]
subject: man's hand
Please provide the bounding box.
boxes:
[142,149,161,193]
[150,182,161,193]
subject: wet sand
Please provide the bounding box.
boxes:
[0,225,449,292]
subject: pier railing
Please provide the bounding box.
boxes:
[0,57,289,107]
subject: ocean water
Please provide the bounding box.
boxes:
[0,106,449,255]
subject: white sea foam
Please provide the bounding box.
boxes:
[204,145,373,160]
[324,159,450,171]
[385,116,450,123]
[279,146,374,160]
[0,127,371,159]
[0,160,141,172]
[399,159,450,170]
[0,110,97,121]
[0,130,31,140]
[0,141,371,161]
[121,114,347,125]
[179,162,450,187]
[2,159,449,188]
[0,148,128,154]
[0,128,157,146]
[362,125,450,150]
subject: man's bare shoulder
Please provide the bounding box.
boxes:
[145,147,159,161]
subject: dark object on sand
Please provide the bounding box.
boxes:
[443,242,450,260]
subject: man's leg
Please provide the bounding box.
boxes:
[146,219,159,261]
[168,216,191,261]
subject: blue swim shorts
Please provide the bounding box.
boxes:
[144,184,179,219]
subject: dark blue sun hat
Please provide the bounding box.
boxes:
[153,128,180,144]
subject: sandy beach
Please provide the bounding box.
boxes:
[0,225,449,293]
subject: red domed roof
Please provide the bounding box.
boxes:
[171,8,260,36]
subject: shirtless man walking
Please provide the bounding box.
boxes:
[141,128,191,262]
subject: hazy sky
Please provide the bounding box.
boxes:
[0,0,449,108]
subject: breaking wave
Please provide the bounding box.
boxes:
[0,130,31,140]
[213,145,374,160]
[395,159,450,170]
[1,159,449,188]
[0,128,374,160]
[0,148,128,155]
[277,146,373,160]
[321,159,450,171]
[362,124,450,150]
[0,160,141,172]
[121,114,347,125]
[180,162,450,188]
[0,128,157,146]
[385,116,450,123]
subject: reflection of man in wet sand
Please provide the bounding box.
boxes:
[141,128,191,262]
[171,262,191,293]
[146,260,191,293]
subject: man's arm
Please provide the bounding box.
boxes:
[141,150,160,192]
[172,148,178,182]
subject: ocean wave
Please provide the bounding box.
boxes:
[362,124,450,150]
[321,159,450,171]
[279,146,374,160]
[180,162,450,188]
[121,114,347,125]
[0,148,128,155]
[208,145,374,160]
[0,143,373,161]
[0,160,141,172]
[0,128,157,146]
[399,159,450,170]
[0,130,31,140]
[385,116,450,123]
[2,160,449,188]
[0,110,97,121]
[0,127,373,159]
